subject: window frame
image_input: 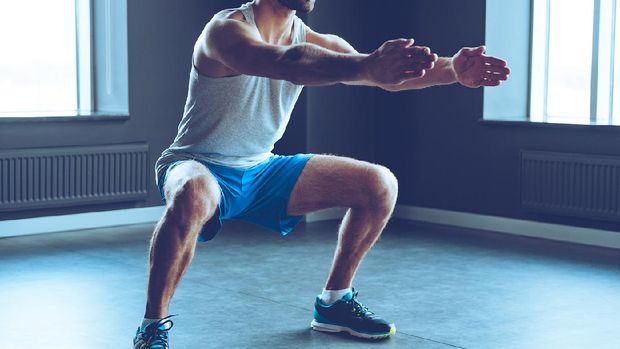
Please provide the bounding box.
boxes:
[0,0,128,122]
[483,0,619,127]
[76,0,93,114]
[530,0,618,125]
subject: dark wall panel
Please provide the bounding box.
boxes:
[306,0,382,161]
[374,0,620,231]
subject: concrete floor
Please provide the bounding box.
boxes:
[1,218,619,349]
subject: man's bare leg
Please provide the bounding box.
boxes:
[144,161,221,319]
[323,205,395,290]
[287,155,398,339]
[287,155,398,291]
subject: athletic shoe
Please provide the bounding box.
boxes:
[133,315,176,349]
[311,289,396,339]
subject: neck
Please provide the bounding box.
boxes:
[253,0,296,43]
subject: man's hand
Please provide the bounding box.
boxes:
[452,46,510,88]
[362,39,438,86]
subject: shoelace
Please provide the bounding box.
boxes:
[345,290,375,318]
[141,315,176,349]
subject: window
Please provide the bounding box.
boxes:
[0,0,128,118]
[531,0,619,125]
[0,0,85,116]
[484,0,619,126]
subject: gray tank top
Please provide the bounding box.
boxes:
[155,1,306,182]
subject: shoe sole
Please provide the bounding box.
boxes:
[310,320,396,340]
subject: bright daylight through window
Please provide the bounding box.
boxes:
[0,0,89,117]
[530,0,619,125]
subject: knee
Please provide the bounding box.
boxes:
[364,165,398,212]
[166,176,219,232]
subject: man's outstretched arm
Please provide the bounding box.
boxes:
[306,27,510,91]
[383,46,511,91]
[204,17,435,86]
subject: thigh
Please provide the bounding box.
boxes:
[286,154,389,216]
[163,160,221,205]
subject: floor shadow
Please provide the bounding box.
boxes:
[248,327,400,349]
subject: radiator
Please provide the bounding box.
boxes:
[521,150,620,221]
[0,143,149,212]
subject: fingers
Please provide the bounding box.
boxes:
[400,69,427,80]
[399,47,433,79]
[483,62,510,82]
[400,59,428,75]
[483,72,508,81]
[403,38,415,47]
[452,45,510,88]
[401,70,426,80]
[404,46,430,56]
[485,64,510,75]
[484,56,507,67]
[376,39,440,84]
[385,38,415,49]
[482,78,501,87]
[402,46,437,70]
[462,45,486,57]
[404,46,437,60]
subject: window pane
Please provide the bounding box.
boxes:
[546,0,594,124]
[0,0,77,115]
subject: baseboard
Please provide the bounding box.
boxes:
[394,206,620,250]
[0,206,165,238]
[306,208,348,222]
[3,204,619,250]
[303,205,620,250]
[2,206,339,238]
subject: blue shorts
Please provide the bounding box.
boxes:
[156,154,314,242]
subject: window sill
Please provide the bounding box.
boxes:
[480,118,620,130]
[0,112,129,123]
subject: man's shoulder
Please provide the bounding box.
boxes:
[195,7,256,78]
[209,8,248,26]
[203,8,257,46]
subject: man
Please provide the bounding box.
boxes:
[133,0,510,347]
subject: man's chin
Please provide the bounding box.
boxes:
[277,0,315,13]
